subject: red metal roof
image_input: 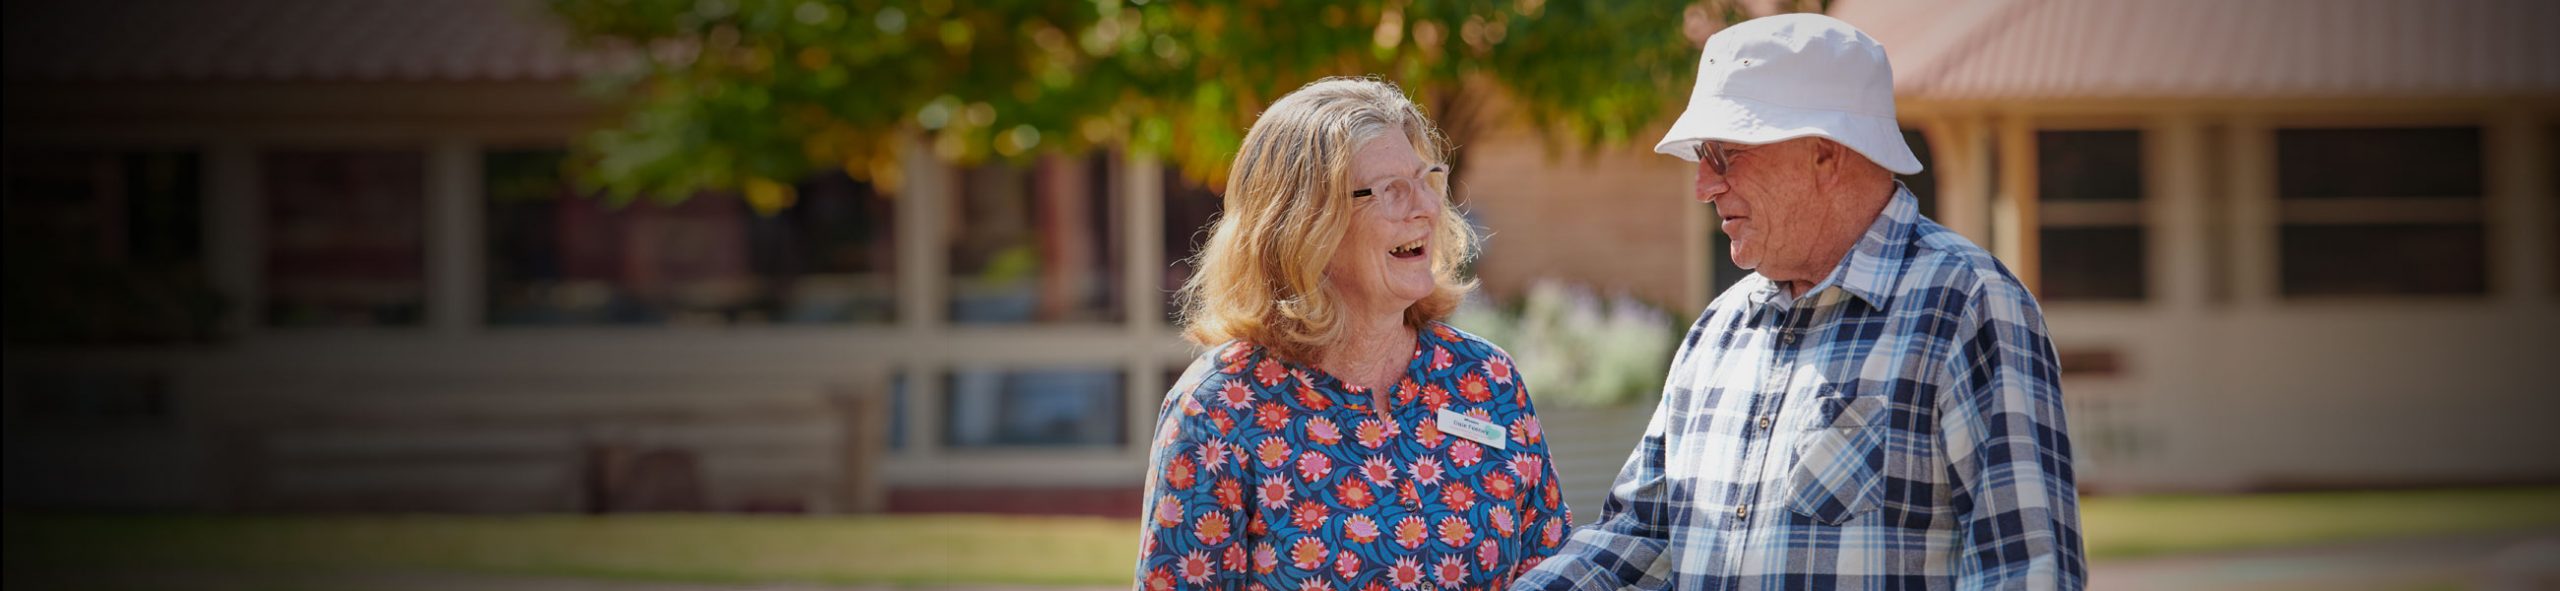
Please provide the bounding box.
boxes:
[3,0,603,82]
[1831,0,2560,101]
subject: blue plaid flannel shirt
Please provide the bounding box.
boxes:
[1514,185,2086,590]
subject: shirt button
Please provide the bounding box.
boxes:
[1735,504,1750,520]
[1781,331,1797,345]
[1756,416,1772,430]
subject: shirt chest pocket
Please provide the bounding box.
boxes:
[1785,392,1887,525]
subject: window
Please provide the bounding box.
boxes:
[264,150,425,327]
[1161,169,1223,325]
[2274,127,2486,297]
[942,368,1124,448]
[2036,130,2147,302]
[484,149,898,326]
[948,154,1122,324]
[4,150,214,344]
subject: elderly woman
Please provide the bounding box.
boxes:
[1136,77,1569,591]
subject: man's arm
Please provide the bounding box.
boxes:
[1512,312,1722,591]
[1939,277,2088,590]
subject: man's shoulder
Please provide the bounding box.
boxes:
[1897,219,2038,313]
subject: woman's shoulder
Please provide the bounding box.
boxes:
[1165,340,1283,407]
[1423,321,1516,365]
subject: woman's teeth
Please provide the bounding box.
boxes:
[1389,239,1426,258]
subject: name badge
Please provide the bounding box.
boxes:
[1436,407,1508,450]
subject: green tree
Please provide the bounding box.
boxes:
[544,0,1725,203]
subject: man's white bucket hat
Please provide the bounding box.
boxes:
[1655,13,1923,175]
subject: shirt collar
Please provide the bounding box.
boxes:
[1752,182,1919,311]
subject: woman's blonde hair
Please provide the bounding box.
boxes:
[1177,77,1479,363]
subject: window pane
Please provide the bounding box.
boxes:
[948,154,1122,324]
[264,150,424,327]
[4,151,213,344]
[1900,128,1939,217]
[483,149,897,326]
[2279,224,2486,297]
[1161,170,1223,326]
[942,368,1124,448]
[2038,130,2144,202]
[2277,127,2482,199]
[2039,227,2147,301]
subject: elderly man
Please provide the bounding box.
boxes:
[1513,13,2085,590]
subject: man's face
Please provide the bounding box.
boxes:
[1695,138,1843,284]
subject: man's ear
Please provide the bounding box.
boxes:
[1811,138,1847,185]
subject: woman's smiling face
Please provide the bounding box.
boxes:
[1326,131,1444,314]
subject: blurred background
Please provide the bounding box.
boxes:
[4,0,2556,589]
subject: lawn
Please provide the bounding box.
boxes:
[7,487,2556,587]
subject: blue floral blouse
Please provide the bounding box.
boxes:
[1137,322,1570,591]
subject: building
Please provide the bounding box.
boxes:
[6,0,2555,517]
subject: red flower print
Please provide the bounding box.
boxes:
[1394,378,1420,406]
[1196,511,1233,545]
[1509,455,1544,484]
[1442,483,1477,512]
[1256,437,1292,468]
[1257,475,1294,510]
[1398,480,1422,507]
[1411,457,1445,487]
[1360,457,1397,484]
[1512,415,1544,445]
[1165,454,1198,490]
[1355,417,1398,449]
[1214,477,1244,510]
[1296,451,1332,482]
[1437,515,1475,548]
[1209,409,1236,434]
[1363,582,1388,591]
[1458,373,1491,403]
[1288,537,1328,570]
[1250,512,1270,536]
[1218,381,1255,409]
[1291,500,1329,531]
[1154,494,1184,528]
[1334,549,1363,580]
[1306,416,1342,445]
[1542,517,1564,547]
[1253,541,1279,573]
[1477,539,1502,571]
[1298,578,1334,591]
[1488,355,1514,384]
[1255,402,1292,432]
[1433,324,1457,340]
[1430,347,1454,371]
[1344,514,1381,543]
[1225,544,1248,571]
[1393,515,1429,549]
[1544,478,1563,507]
[1294,384,1332,411]
[1255,359,1287,386]
[1221,343,1255,364]
[1389,557,1427,590]
[1415,418,1444,448]
[1334,478,1375,509]
[1179,550,1217,584]
[1420,384,1449,409]
[1145,567,1177,591]
[1434,555,1468,587]
[1198,439,1231,475]
[1450,440,1483,468]
[1484,472,1518,501]
[1489,505,1518,536]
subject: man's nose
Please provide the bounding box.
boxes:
[1695,161,1729,204]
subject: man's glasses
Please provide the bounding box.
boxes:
[1350,164,1451,201]
[1695,141,1748,176]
